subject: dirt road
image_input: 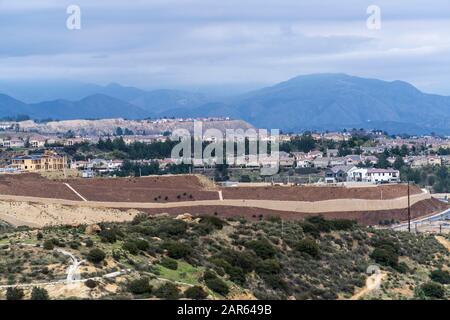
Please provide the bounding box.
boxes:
[350,272,386,300]
[435,236,450,251]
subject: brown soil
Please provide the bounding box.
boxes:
[65,175,219,202]
[0,174,218,203]
[221,184,422,201]
[0,174,79,200]
[136,198,447,225]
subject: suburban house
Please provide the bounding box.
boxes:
[325,165,354,183]
[365,168,400,184]
[29,136,47,148]
[344,155,362,166]
[11,151,66,172]
[1,139,25,148]
[296,159,312,168]
[326,149,339,157]
[313,157,331,169]
[277,151,295,167]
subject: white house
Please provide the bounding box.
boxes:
[365,168,400,184]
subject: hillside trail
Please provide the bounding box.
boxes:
[435,236,450,251]
[350,272,386,300]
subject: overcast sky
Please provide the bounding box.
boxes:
[1,0,450,94]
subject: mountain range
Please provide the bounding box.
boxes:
[1,73,450,134]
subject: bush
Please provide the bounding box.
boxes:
[184,286,208,300]
[128,277,152,295]
[99,229,117,243]
[30,287,50,300]
[135,239,150,251]
[154,282,180,300]
[295,238,320,258]
[199,216,225,230]
[370,248,398,268]
[255,259,281,275]
[122,241,139,255]
[245,238,276,259]
[160,257,178,270]
[161,241,192,259]
[87,248,106,263]
[430,269,450,284]
[204,270,229,296]
[205,277,229,296]
[85,279,97,289]
[85,239,94,247]
[43,239,54,250]
[420,281,445,299]
[36,232,43,240]
[6,287,24,300]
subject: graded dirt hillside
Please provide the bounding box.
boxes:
[16,118,254,135]
[221,184,422,201]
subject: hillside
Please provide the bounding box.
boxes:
[187,74,450,134]
[2,74,450,133]
[0,215,449,300]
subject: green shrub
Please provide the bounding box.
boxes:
[135,239,150,251]
[420,281,445,299]
[295,238,320,258]
[205,277,229,296]
[154,282,180,300]
[43,239,54,250]
[160,257,178,270]
[370,248,398,268]
[30,287,50,300]
[430,269,450,284]
[245,238,276,259]
[184,286,208,300]
[99,229,117,243]
[122,241,139,255]
[6,287,24,300]
[87,248,106,263]
[128,277,152,295]
[255,259,281,275]
[85,239,94,247]
[161,241,192,259]
[85,279,97,289]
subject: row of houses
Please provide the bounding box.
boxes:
[325,166,400,184]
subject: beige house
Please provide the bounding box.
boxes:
[11,151,67,172]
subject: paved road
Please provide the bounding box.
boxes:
[391,207,450,231]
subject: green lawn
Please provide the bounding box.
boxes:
[155,260,204,286]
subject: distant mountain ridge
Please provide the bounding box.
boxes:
[1,74,450,134]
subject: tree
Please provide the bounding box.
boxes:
[115,127,124,136]
[203,271,229,296]
[30,287,50,300]
[154,282,180,300]
[87,248,106,263]
[6,287,24,300]
[420,282,445,299]
[393,156,405,170]
[184,286,208,300]
[295,238,320,258]
[128,278,152,295]
[430,269,450,284]
[85,279,97,289]
[43,239,54,250]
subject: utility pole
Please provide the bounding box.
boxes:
[407,180,411,232]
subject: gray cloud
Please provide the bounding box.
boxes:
[0,0,450,94]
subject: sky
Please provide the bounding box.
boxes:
[1,0,450,95]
